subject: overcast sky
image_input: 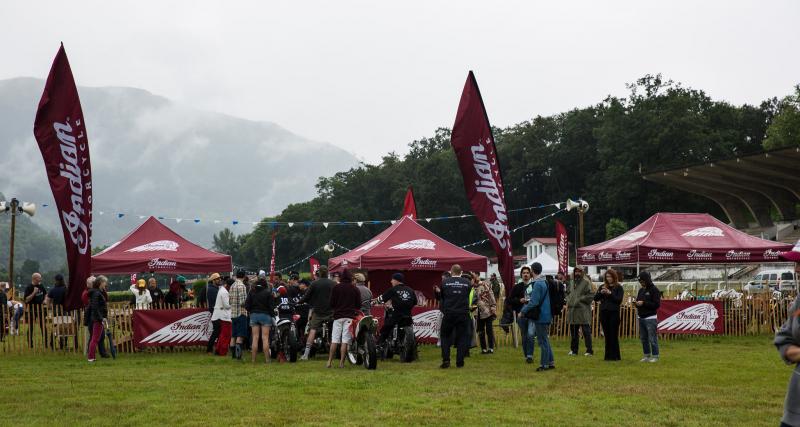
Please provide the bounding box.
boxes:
[2,0,798,163]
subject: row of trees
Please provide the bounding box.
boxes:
[203,75,797,272]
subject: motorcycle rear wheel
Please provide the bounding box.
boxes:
[286,333,298,362]
[399,328,417,363]
[364,333,377,370]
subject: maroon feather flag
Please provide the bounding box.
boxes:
[555,220,568,276]
[33,44,93,311]
[450,71,514,291]
[401,187,417,219]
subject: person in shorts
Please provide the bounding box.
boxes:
[300,267,335,360]
[327,270,361,368]
[245,277,274,364]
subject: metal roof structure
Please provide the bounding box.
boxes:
[643,147,800,229]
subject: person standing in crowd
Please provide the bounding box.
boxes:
[24,273,47,348]
[510,266,534,360]
[229,270,249,360]
[435,264,472,368]
[327,270,361,368]
[87,276,109,362]
[775,286,800,427]
[82,276,108,358]
[0,284,7,341]
[300,266,335,360]
[595,269,624,361]
[148,278,164,307]
[129,279,153,310]
[566,266,594,356]
[245,277,274,364]
[44,274,67,309]
[520,262,554,371]
[474,273,497,354]
[489,273,502,302]
[375,272,418,349]
[636,271,661,362]
[295,277,311,341]
[354,273,372,316]
[212,278,233,356]
[205,273,222,355]
[165,276,187,308]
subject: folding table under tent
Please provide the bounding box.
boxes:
[92,216,232,274]
[577,213,792,272]
[328,216,487,298]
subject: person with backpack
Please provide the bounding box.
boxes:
[566,266,594,356]
[520,262,554,371]
[636,271,661,362]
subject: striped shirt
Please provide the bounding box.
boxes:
[229,280,248,318]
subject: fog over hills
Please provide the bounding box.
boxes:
[0,77,359,249]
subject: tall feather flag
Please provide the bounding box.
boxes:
[401,186,417,219]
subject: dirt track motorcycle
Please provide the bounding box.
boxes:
[270,314,301,362]
[380,308,417,363]
[347,315,378,370]
[305,312,332,359]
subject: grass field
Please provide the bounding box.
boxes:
[0,336,790,426]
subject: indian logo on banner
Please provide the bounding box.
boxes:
[126,240,179,252]
[657,300,723,334]
[148,258,177,270]
[133,309,211,346]
[682,227,724,237]
[555,220,568,276]
[372,306,442,344]
[613,231,648,242]
[390,239,436,250]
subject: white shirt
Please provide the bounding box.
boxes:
[129,285,153,309]
[211,286,231,322]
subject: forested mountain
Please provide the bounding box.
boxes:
[216,75,800,272]
[0,194,66,283]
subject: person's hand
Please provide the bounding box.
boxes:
[635,301,644,306]
[434,286,440,293]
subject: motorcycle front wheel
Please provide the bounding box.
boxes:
[364,333,377,370]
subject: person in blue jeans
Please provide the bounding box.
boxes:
[635,272,661,362]
[520,262,554,371]
[513,267,535,361]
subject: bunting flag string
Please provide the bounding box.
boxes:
[459,208,567,249]
[232,241,352,275]
[33,200,569,228]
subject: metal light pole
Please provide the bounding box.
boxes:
[1,198,36,299]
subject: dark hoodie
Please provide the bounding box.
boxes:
[635,272,661,318]
[329,270,361,320]
[245,279,275,315]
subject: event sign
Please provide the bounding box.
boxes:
[657,300,723,335]
[372,306,442,344]
[133,308,211,347]
[555,220,568,276]
[33,44,93,311]
[450,71,514,292]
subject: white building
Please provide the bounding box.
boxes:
[523,237,557,265]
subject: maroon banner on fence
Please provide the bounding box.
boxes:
[555,220,568,276]
[657,300,724,335]
[132,308,211,347]
[372,306,442,344]
[450,71,514,294]
[33,44,93,311]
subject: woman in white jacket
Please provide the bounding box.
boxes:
[129,279,153,309]
[211,278,233,356]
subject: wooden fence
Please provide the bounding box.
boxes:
[1,297,795,355]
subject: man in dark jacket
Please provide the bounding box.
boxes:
[300,266,335,360]
[435,264,472,368]
[375,272,417,348]
[635,271,661,362]
[206,273,222,355]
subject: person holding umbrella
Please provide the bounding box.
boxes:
[775,250,800,427]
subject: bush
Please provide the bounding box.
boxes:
[107,290,132,303]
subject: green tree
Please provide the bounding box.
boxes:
[763,86,800,150]
[605,218,629,240]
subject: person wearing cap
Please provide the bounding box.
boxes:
[327,270,361,368]
[354,273,372,315]
[229,270,249,360]
[211,278,234,356]
[204,273,222,354]
[435,264,472,368]
[520,262,555,371]
[635,271,661,362]
[129,279,153,310]
[375,272,418,348]
[300,266,335,360]
[775,255,800,426]
[566,266,594,356]
[45,274,67,308]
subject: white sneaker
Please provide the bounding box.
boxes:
[88,359,96,363]
[567,351,577,356]
[639,356,651,362]
[584,352,593,357]
[649,357,659,363]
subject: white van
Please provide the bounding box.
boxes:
[745,269,796,292]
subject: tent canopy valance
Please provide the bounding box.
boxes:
[577,213,792,266]
[92,216,232,274]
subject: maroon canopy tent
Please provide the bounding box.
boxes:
[92,216,232,274]
[329,216,487,297]
[577,213,792,266]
